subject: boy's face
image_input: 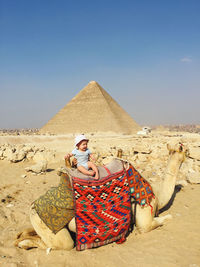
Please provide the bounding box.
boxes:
[78,140,88,151]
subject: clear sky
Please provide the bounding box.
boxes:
[1,0,200,129]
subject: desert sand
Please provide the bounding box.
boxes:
[0,131,200,267]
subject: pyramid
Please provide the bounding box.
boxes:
[40,81,141,134]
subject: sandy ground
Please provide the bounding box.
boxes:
[0,132,200,267]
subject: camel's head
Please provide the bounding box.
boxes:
[167,142,189,162]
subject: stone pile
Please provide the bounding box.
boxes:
[92,142,200,185]
[0,144,55,163]
[184,145,200,184]
[0,139,199,183]
[0,128,39,136]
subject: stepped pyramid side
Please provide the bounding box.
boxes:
[99,87,140,133]
[40,81,140,134]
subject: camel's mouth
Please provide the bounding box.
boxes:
[184,149,190,158]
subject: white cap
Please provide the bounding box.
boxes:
[74,134,88,147]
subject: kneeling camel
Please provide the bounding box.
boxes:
[15,143,188,250]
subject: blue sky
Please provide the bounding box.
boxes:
[1,0,200,129]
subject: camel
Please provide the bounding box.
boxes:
[15,143,188,250]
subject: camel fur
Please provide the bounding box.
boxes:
[15,143,188,250]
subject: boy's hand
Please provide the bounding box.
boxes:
[89,154,96,162]
[72,158,77,167]
[64,153,71,160]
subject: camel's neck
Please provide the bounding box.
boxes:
[157,152,183,210]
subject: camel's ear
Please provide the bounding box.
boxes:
[167,143,173,152]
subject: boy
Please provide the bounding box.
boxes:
[64,134,99,180]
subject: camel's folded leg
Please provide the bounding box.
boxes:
[29,205,74,250]
[15,228,47,249]
[15,233,46,250]
[151,214,172,230]
[135,202,172,233]
[68,217,76,232]
[16,228,37,239]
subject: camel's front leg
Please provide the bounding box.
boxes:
[29,206,74,250]
[68,217,76,232]
[151,214,172,230]
[134,201,172,233]
[15,231,46,250]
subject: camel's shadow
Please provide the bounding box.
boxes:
[159,184,183,215]
[46,168,55,173]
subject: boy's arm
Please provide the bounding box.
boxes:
[89,153,96,162]
[64,153,73,160]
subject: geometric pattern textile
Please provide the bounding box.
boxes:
[72,168,131,251]
[126,164,155,207]
[33,173,75,234]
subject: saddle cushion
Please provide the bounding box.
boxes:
[33,173,75,234]
[67,159,123,180]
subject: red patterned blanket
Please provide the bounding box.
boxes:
[126,164,155,208]
[72,162,154,251]
[72,168,131,251]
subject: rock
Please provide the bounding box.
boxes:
[186,172,200,184]
[22,146,33,153]
[25,160,48,174]
[0,150,3,157]
[181,159,194,173]
[189,147,200,160]
[132,144,151,154]
[101,157,114,165]
[10,150,26,163]
[0,144,56,163]
[137,153,149,162]
[21,174,27,178]
[32,151,55,162]
[0,148,4,160]
[188,168,195,173]
[3,148,13,159]
[46,247,52,255]
[26,151,35,160]
[6,203,14,208]
[1,145,27,162]
[140,169,152,179]
[195,160,200,167]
